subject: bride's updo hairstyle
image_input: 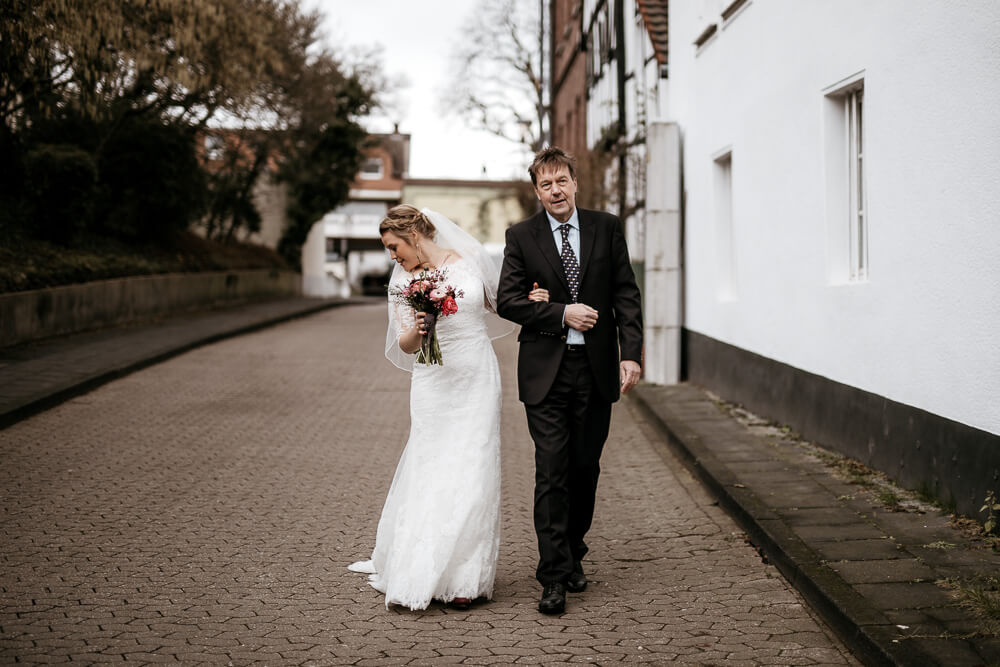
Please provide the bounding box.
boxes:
[379,205,436,244]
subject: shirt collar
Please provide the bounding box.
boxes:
[546,208,580,231]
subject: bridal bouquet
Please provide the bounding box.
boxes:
[391,269,464,365]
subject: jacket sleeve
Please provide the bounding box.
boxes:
[497,225,566,332]
[610,217,644,363]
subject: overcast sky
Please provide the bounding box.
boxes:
[307,0,531,181]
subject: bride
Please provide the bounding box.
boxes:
[349,205,515,610]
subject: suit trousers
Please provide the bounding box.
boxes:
[525,348,612,585]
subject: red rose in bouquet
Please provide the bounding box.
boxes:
[390,268,464,365]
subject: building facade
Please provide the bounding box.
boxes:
[551,0,590,159]
[552,0,671,266]
[303,132,410,296]
[303,135,532,296]
[402,179,529,250]
[556,0,1000,518]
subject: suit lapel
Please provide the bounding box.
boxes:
[531,212,570,293]
[577,209,596,284]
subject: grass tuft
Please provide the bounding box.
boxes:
[940,576,1000,637]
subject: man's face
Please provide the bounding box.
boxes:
[534,165,578,223]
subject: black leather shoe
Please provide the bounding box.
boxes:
[538,582,566,614]
[566,561,587,593]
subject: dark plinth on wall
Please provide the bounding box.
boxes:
[682,328,1000,521]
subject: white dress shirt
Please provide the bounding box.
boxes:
[546,209,585,345]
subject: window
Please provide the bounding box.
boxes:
[846,88,867,280]
[359,157,384,180]
[823,73,868,283]
[326,237,347,261]
[587,3,612,85]
[713,149,736,300]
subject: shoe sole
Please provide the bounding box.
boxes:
[538,604,565,614]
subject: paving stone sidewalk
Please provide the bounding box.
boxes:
[0,296,365,429]
[1,303,860,664]
[632,384,1000,667]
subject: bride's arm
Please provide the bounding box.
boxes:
[397,311,425,354]
[388,296,425,355]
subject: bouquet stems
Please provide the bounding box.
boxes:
[416,330,443,365]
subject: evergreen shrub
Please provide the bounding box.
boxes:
[22,143,98,244]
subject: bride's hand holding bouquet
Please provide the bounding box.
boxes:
[391,268,464,365]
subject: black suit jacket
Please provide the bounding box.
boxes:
[497,208,643,405]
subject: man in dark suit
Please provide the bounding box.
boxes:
[498,146,643,614]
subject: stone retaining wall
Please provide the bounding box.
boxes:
[0,270,301,347]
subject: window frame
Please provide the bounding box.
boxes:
[845,87,867,281]
[359,157,384,180]
[823,72,869,284]
[712,147,736,301]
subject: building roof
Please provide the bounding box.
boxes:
[404,178,527,189]
[636,0,668,67]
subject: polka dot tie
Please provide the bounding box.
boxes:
[558,224,580,303]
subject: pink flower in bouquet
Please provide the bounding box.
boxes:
[429,288,446,301]
[441,295,458,316]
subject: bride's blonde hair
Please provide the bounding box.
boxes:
[379,205,436,243]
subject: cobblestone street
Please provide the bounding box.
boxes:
[1,304,859,665]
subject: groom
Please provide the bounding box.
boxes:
[498,146,643,614]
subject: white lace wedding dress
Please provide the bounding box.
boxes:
[350,259,502,610]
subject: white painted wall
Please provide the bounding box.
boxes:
[302,221,348,297]
[665,0,1000,434]
[644,122,683,385]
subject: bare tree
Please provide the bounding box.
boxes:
[447,0,548,154]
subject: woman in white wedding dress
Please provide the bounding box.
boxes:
[349,205,516,610]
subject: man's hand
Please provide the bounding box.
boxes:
[528,282,550,303]
[565,303,598,331]
[620,360,641,395]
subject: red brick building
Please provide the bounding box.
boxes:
[549,0,588,156]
